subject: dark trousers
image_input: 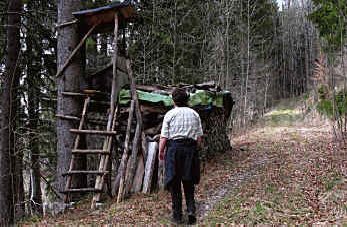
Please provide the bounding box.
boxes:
[169,148,196,220]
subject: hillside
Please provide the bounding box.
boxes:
[21,99,347,225]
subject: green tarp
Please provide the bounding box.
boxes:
[118,89,229,108]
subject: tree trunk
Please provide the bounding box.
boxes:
[26,0,43,213]
[56,0,86,199]
[0,0,22,224]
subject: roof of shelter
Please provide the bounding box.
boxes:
[118,89,231,109]
[72,1,136,34]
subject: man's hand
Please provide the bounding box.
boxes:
[159,151,164,162]
[159,136,168,162]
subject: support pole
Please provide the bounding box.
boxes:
[92,12,119,208]
[123,59,143,197]
[56,23,98,78]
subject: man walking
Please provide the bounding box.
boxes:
[159,88,203,225]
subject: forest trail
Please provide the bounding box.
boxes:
[21,107,347,226]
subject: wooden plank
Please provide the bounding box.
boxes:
[56,115,107,126]
[130,153,145,193]
[55,19,78,29]
[56,114,80,121]
[62,170,108,176]
[117,100,135,203]
[62,91,86,97]
[63,188,102,193]
[123,58,143,197]
[70,129,118,135]
[72,149,110,154]
[56,23,98,78]
[142,142,158,193]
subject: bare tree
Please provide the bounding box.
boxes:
[0,0,23,224]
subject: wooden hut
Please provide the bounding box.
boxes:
[57,2,234,208]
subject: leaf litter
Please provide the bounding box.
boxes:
[21,123,346,226]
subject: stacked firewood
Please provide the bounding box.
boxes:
[83,82,234,201]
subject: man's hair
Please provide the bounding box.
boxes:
[172,88,189,107]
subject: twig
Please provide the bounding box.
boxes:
[40,172,63,200]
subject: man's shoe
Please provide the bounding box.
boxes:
[167,214,184,225]
[187,214,197,225]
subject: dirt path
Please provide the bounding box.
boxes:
[21,121,346,226]
[200,123,346,225]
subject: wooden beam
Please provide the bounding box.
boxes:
[92,12,119,207]
[130,153,144,193]
[62,170,108,176]
[70,129,118,136]
[117,100,135,203]
[123,59,144,197]
[72,149,110,154]
[62,188,102,193]
[55,19,78,29]
[56,23,98,78]
[62,91,86,97]
[56,114,80,121]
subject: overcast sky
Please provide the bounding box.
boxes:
[277,0,284,10]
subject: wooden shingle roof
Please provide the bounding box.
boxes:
[72,1,136,34]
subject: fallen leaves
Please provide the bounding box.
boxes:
[19,123,347,226]
[204,125,347,225]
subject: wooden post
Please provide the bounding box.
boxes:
[131,153,145,193]
[123,59,143,197]
[117,100,134,203]
[92,12,119,208]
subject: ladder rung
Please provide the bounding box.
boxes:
[72,149,110,154]
[56,114,80,121]
[70,129,118,135]
[62,171,109,176]
[62,188,103,193]
[62,91,109,99]
[56,114,107,125]
[62,92,88,97]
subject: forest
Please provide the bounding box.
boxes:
[0,0,346,225]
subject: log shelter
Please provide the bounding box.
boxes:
[58,2,234,209]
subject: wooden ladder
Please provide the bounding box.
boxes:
[62,93,118,206]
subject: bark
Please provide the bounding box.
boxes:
[56,0,86,198]
[0,0,22,224]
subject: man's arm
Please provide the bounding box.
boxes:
[159,136,168,161]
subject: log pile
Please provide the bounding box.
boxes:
[82,81,234,201]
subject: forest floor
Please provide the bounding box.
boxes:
[21,102,347,226]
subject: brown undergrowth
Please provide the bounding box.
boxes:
[21,117,347,226]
